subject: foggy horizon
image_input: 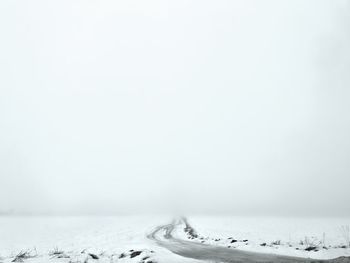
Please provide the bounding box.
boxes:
[1,0,350,217]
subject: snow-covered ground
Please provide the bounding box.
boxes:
[176,216,350,260]
[0,215,349,262]
[0,215,200,263]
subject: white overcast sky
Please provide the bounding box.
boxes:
[0,0,349,216]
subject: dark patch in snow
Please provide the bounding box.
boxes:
[305,246,318,251]
[88,253,99,259]
[182,217,198,239]
[12,251,36,262]
[130,251,142,258]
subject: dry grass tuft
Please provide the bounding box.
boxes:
[12,250,37,262]
[340,225,350,248]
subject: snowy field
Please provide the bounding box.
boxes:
[179,216,350,260]
[0,216,349,262]
[0,215,198,263]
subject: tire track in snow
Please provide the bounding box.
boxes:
[147,218,350,263]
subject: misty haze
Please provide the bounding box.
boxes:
[0,0,350,262]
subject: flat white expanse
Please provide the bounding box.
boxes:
[0,216,161,254]
[0,216,349,262]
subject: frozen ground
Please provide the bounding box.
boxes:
[0,216,349,262]
[0,215,200,263]
[174,216,350,260]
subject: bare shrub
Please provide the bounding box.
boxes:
[271,240,281,246]
[340,225,350,247]
[301,236,322,251]
[49,247,69,259]
[12,250,36,262]
[322,232,326,248]
[49,247,64,256]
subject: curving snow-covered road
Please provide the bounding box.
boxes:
[147,218,350,263]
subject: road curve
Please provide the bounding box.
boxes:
[147,218,350,263]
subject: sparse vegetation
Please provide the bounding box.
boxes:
[12,250,37,262]
[302,236,321,251]
[49,247,70,258]
[88,253,99,260]
[271,240,281,246]
[130,250,142,258]
[182,217,198,239]
[49,247,64,256]
[322,232,327,248]
[340,225,350,248]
